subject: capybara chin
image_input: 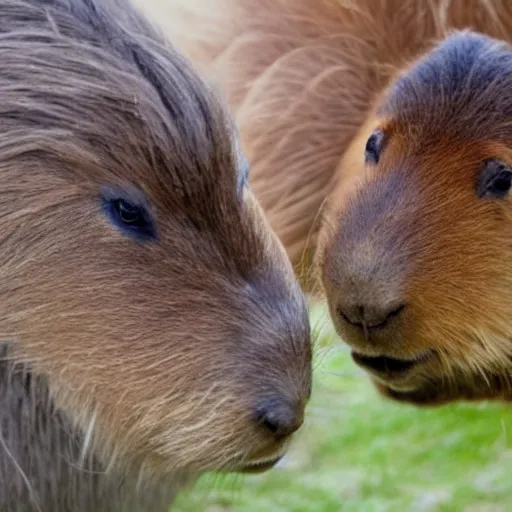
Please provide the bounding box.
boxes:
[158,0,512,407]
[0,0,312,510]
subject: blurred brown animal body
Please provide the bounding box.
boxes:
[158,0,512,406]
[0,0,312,510]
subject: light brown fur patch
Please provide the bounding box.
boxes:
[158,0,512,406]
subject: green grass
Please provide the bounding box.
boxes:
[173,305,512,512]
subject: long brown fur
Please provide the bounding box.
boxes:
[0,0,313,510]
[154,0,512,406]
[150,0,512,266]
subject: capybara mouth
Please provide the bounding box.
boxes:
[239,456,283,474]
[351,351,432,376]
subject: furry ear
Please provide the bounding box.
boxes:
[477,158,512,199]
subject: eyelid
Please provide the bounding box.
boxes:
[100,184,150,208]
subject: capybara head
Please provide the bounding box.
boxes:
[319,29,512,406]
[0,0,311,480]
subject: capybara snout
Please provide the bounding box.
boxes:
[319,30,512,405]
[0,0,312,510]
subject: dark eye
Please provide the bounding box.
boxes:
[477,159,512,199]
[115,199,145,225]
[365,129,385,164]
[102,196,157,241]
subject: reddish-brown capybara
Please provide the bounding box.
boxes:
[157,0,512,407]
[0,0,312,510]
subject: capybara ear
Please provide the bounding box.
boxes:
[0,0,312,510]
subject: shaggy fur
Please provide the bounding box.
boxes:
[152,0,512,268]
[156,0,512,406]
[0,0,312,510]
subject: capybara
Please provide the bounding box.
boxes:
[0,0,312,510]
[156,0,512,406]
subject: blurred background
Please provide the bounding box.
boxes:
[134,2,512,510]
[172,304,512,512]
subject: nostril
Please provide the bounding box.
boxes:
[337,305,361,326]
[387,303,405,320]
[254,401,303,438]
[337,302,406,329]
[374,303,405,327]
[260,411,281,435]
[336,304,365,326]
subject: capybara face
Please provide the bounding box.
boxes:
[319,30,512,406]
[0,0,311,479]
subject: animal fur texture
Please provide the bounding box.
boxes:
[0,0,312,510]
[149,0,512,266]
[156,0,512,406]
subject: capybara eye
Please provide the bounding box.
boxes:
[477,159,512,199]
[115,199,143,225]
[364,129,385,164]
[103,197,156,240]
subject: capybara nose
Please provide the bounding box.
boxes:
[254,398,304,439]
[337,300,405,330]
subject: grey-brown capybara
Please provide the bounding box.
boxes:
[0,0,312,510]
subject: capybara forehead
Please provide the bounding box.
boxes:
[0,0,240,216]
[380,30,512,145]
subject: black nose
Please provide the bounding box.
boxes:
[337,301,405,329]
[254,399,304,438]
